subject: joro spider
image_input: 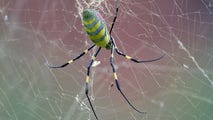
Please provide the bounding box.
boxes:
[48,2,164,120]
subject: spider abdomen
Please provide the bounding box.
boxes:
[83,9,111,49]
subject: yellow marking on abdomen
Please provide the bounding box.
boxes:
[95,33,109,47]
[84,21,101,33]
[89,27,105,40]
[83,17,96,25]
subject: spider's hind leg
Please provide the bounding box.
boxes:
[110,44,146,114]
[111,37,165,63]
[47,44,96,68]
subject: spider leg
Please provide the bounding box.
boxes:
[110,44,146,114]
[85,47,101,120]
[108,3,164,63]
[111,38,165,63]
[109,0,119,35]
[47,44,96,68]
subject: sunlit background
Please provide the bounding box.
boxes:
[0,0,212,120]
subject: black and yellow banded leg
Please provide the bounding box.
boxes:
[110,45,146,114]
[109,3,118,35]
[47,44,96,68]
[111,38,165,63]
[85,47,101,120]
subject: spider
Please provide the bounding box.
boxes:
[48,1,164,120]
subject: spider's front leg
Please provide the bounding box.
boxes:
[85,47,101,120]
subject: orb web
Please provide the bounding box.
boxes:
[0,0,212,120]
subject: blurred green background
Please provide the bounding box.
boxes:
[0,0,212,120]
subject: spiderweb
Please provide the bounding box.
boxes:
[0,0,212,120]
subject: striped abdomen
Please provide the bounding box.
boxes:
[83,9,111,49]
